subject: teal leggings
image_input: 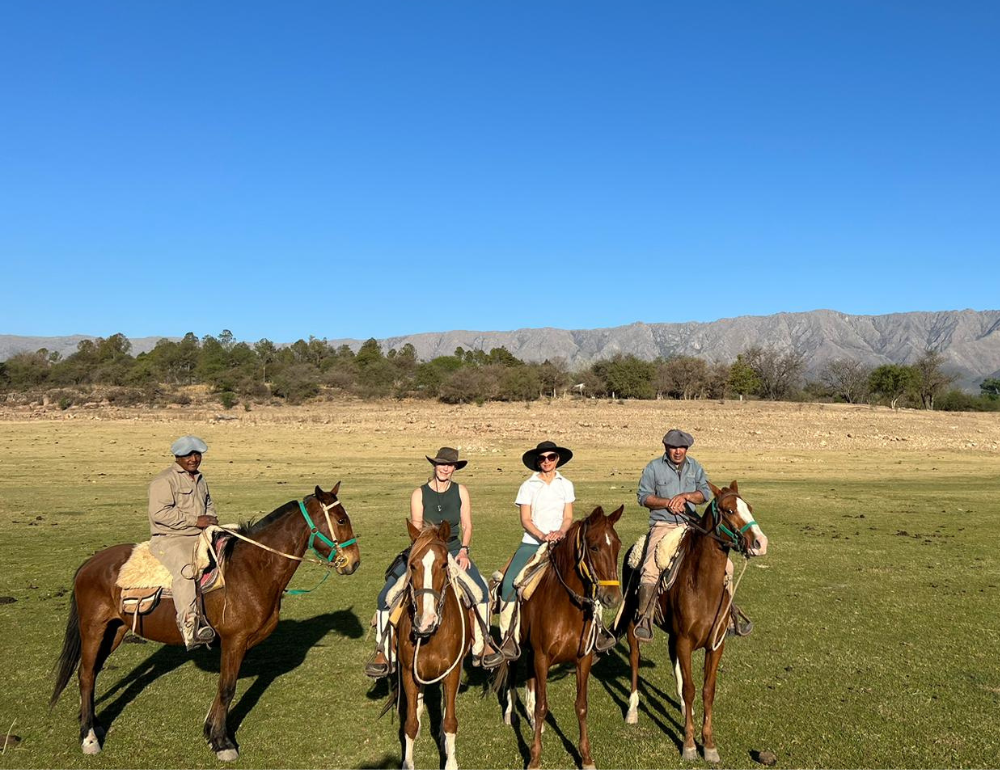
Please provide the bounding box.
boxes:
[501,541,542,602]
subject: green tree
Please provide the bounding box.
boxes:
[981,377,1000,400]
[728,355,761,399]
[868,364,917,410]
[592,354,655,399]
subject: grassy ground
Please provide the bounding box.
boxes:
[1,401,998,768]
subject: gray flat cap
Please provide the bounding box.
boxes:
[662,429,694,448]
[171,435,208,456]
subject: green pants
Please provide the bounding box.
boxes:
[501,541,541,602]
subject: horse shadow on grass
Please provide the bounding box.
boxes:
[95,607,365,737]
[592,643,684,753]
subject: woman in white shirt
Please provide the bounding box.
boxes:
[496,441,575,660]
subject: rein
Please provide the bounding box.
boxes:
[214,496,357,596]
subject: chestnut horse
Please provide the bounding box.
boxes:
[619,481,767,764]
[493,506,624,770]
[51,484,360,762]
[388,520,473,770]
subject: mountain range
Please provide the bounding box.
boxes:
[3,309,999,391]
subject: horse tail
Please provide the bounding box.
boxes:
[50,588,81,709]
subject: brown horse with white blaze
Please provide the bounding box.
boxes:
[50,484,360,761]
[391,519,473,770]
[493,505,624,770]
[620,480,767,764]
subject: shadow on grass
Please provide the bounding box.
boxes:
[95,608,364,736]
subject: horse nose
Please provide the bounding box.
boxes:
[601,588,623,609]
[415,612,437,635]
[754,534,769,556]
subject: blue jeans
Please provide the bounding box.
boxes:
[377,544,488,610]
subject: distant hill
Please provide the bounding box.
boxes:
[3,309,999,391]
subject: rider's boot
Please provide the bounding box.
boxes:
[726,603,754,638]
[497,599,521,661]
[364,610,394,679]
[473,601,505,669]
[594,621,617,653]
[634,583,657,643]
[181,610,215,650]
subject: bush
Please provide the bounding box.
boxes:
[936,389,1000,412]
[218,391,237,410]
[59,396,73,410]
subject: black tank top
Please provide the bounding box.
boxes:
[420,482,461,545]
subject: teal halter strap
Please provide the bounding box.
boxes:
[285,498,358,596]
[710,497,757,547]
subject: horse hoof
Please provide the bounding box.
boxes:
[682,746,698,762]
[582,763,597,769]
[625,708,638,725]
[81,730,101,755]
[704,747,721,763]
[216,748,239,762]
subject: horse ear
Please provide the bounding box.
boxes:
[608,505,625,524]
[587,506,604,523]
[314,485,324,499]
[729,480,739,493]
[708,482,723,499]
[407,519,421,542]
[438,520,451,543]
[331,481,341,497]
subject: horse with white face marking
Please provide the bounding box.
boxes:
[394,520,472,770]
[619,481,768,764]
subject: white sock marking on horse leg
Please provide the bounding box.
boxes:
[81,728,101,755]
[626,691,639,724]
[416,692,424,738]
[674,657,686,721]
[525,685,536,727]
[504,687,514,725]
[403,735,415,769]
[444,732,457,770]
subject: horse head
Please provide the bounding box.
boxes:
[581,505,625,609]
[406,520,452,637]
[707,480,768,558]
[308,482,361,575]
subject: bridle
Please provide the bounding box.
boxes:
[552,519,621,608]
[707,495,757,556]
[296,496,357,570]
[407,543,451,637]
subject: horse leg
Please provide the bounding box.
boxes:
[503,657,518,726]
[675,638,698,761]
[203,637,247,761]
[78,617,123,754]
[701,645,724,763]
[401,666,420,770]
[441,664,461,770]
[527,653,550,770]
[576,654,595,770]
[625,620,640,724]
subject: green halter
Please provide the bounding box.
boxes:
[710,497,757,551]
[285,498,358,596]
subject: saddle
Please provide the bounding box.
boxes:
[382,551,484,628]
[627,526,689,592]
[117,527,232,618]
[488,543,551,608]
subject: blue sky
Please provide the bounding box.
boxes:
[1,1,998,343]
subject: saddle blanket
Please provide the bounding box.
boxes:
[117,526,232,592]
[628,525,689,573]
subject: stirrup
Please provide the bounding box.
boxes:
[194,624,216,643]
[499,636,521,662]
[594,627,617,653]
[727,605,753,638]
[634,617,654,643]
[364,651,393,679]
[479,647,505,670]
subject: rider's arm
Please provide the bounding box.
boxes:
[458,484,472,549]
[519,504,548,543]
[409,487,424,528]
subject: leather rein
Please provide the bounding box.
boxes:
[551,520,620,609]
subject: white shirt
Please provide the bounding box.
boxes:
[515,471,575,545]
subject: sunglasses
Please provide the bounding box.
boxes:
[539,453,559,462]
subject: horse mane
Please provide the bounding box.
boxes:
[223,499,302,560]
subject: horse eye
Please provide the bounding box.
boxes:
[338,518,347,525]
[589,545,599,552]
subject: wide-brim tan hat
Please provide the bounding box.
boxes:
[522,440,573,470]
[426,446,468,470]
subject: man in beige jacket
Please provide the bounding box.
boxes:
[148,435,218,648]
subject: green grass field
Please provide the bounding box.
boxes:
[1,412,998,768]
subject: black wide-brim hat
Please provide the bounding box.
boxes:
[522,440,573,470]
[426,446,468,470]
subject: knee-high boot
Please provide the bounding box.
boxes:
[634,583,658,642]
[497,600,521,661]
[364,610,394,678]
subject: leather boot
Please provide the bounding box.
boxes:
[497,600,521,661]
[473,602,505,669]
[364,610,394,679]
[634,583,657,642]
[726,604,753,638]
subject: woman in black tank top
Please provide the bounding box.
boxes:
[364,447,503,678]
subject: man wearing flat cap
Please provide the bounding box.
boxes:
[148,435,218,648]
[633,429,713,642]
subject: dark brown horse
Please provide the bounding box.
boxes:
[390,520,472,770]
[620,481,767,763]
[493,506,624,770]
[51,484,360,762]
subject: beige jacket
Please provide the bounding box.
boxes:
[148,463,217,537]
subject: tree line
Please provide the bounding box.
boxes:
[1,331,998,412]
